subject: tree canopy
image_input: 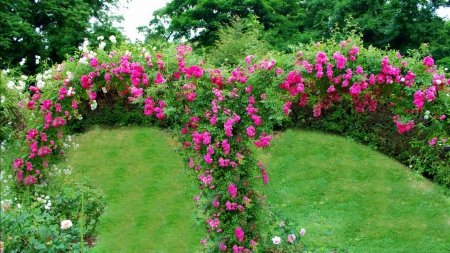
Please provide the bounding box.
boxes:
[145,0,450,59]
[0,0,124,74]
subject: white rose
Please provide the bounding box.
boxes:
[60,220,73,229]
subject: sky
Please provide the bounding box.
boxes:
[118,0,171,42]
[117,0,450,42]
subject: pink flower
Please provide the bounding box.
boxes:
[235,227,244,242]
[72,100,78,109]
[204,154,213,164]
[23,175,37,185]
[261,168,269,184]
[428,138,437,146]
[245,55,254,64]
[300,228,306,236]
[287,234,296,243]
[327,85,335,93]
[355,66,363,74]
[13,158,24,169]
[413,90,425,108]
[228,183,237,199]
[219,242,227,251]
[80,75,92,89]
[154,72,166,84]
[440,115,446,120]
[246,126,256,138]
[423,56,434,67]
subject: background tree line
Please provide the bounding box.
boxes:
[2,0,450,75]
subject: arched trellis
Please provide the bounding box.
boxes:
[10,37,449,251]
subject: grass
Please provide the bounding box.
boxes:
[66,126,203,253]
[261,129,450,252]
[63,126,450,253]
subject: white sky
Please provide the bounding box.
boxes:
[117,1,450,42]
[118,0,171,42]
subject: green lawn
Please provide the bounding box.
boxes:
[64,126,450,253]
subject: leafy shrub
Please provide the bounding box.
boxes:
[0,180,106,252]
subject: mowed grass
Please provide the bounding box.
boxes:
[65,127,203,253]
[64,126,450,252]
[261,128,450,253]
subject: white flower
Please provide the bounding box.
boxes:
[400,77,405,82]
[446,68,448,71]
[424,115,429,120]
[436,79,442,85]
[7,81,15,89]
[109,35,117,44]
[102,87,107,93]
[17,203,22,208]
[2,69,9,74]
[19,58,26,66]
[66,71,74,80]
[97,36,104,41]
[99,41,106,50]
[60,220,73,229]
[36,74,43,81]
[272,236,281,245]
[17,81,25,91]
[21,75,28,80]
[78,56,88,64]
[88,51,96,59]
[67,87,75,96]
[37,80,45,89]
[425,110,430,115]
[90,100,97,110]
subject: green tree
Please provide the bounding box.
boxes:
[305,0,450,57]
[0,0,124,75]
[145,0,307,51]
[206,16,271,68]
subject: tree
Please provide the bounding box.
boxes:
[305,0,450,57]
[0,0,124,75]
[147,0,450,60]
[145,0,307,51]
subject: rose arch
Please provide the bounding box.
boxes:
[9,36,449,252]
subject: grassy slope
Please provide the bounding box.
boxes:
[67,127,203,253]
[65,126,450,253]
[261,128,450,253]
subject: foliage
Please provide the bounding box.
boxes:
[0,0,125,75]
[0,177,106,252]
